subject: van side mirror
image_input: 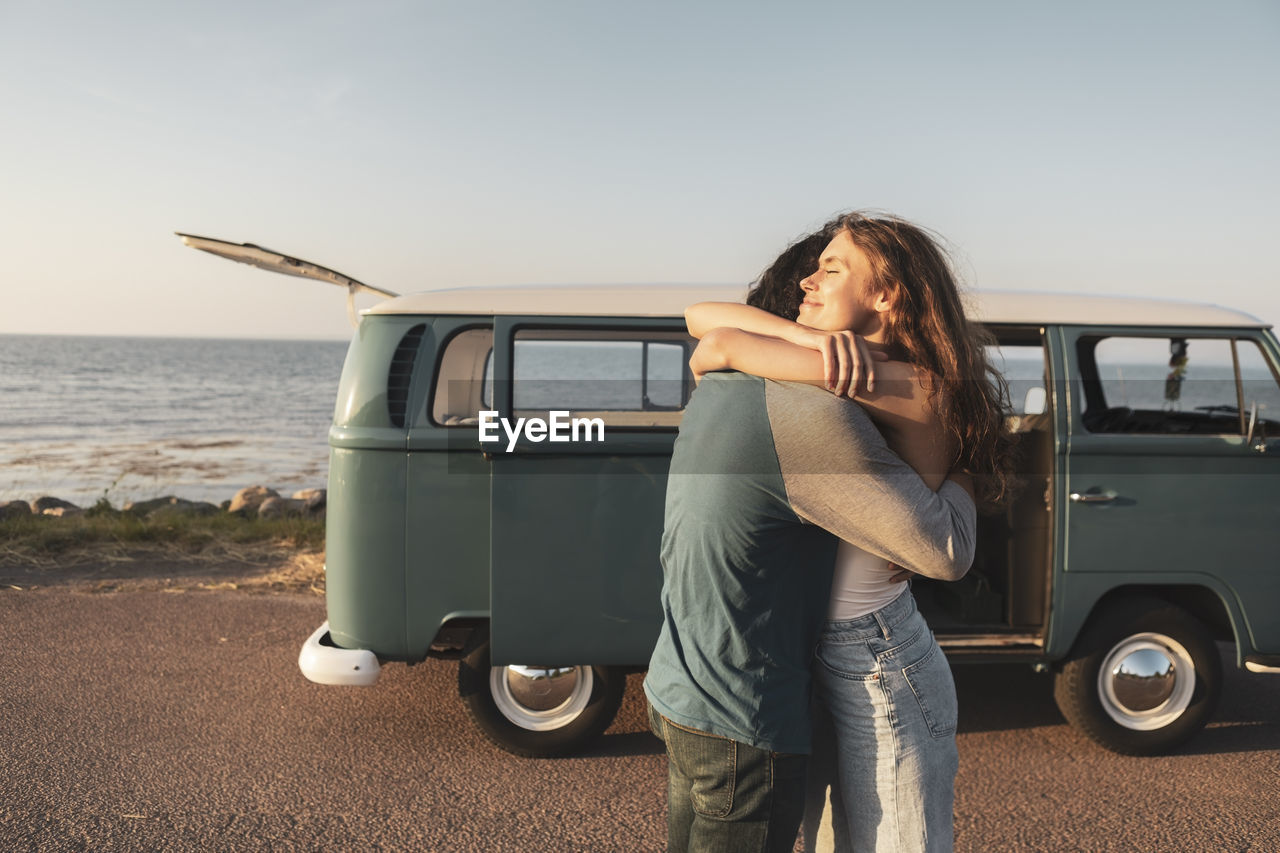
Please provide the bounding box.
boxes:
[1023,387,1048,416]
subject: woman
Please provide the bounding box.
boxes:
[685,212,1015,852]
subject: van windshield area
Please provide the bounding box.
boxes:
[1077,335,1280,436]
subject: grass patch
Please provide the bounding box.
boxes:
[0,505,324,558]
[1,504,328,593]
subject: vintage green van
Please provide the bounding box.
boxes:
[180,235,1280,758]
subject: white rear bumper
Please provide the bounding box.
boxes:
[298,621,381,686]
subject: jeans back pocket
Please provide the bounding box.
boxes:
[661,718,738,818]
[901,641,959,738]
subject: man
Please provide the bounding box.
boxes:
[644,370,976,852]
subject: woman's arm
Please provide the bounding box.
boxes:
[685,302,806,342]
[687,302,883,395]
[691,327,829,385]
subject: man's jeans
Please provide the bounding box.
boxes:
[648,704,807,853]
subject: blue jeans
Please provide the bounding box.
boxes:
[806,590,959,853]
[648,703,807,853]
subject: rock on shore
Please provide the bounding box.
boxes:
[227,486,280,516]
[123,497,220,517]
[0,500,34,520]
[1,487,326,521]
[30,497,84,517]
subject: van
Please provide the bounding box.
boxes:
[181,234,1280,757]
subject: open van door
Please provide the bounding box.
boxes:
[175,233,398,326]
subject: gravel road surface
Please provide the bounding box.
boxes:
[2,587,1277,851]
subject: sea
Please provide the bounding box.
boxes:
[1,335,349,508]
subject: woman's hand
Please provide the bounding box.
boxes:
[788,328,886,398]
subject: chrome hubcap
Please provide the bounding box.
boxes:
[490,665,593,731]
[1098,632,1195,730]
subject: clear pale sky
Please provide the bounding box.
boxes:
[2,0,1276,341]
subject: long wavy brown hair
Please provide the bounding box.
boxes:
[750,212,1017,507]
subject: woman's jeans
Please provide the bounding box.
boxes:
[807,589,959,853]
[648,704,807,853]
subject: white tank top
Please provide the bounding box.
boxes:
[827,539,908,620]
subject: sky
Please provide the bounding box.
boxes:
[1,0,1276,341]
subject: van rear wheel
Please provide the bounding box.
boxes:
[458,641,626,757]
[1053,597,1222,755]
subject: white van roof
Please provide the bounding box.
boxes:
[364,284,1268,328]
[174,236,1267,329]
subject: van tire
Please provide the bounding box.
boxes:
[1053,597,1222,755]
[458,642,626,758]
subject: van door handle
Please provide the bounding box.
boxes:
[1070,491,1116,504]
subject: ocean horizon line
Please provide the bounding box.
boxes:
[0,331,351,344]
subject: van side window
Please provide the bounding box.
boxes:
[431,327,495,426]
[510,329,694,428]
[1079,336,1278,435]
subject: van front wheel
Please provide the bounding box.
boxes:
[458,642,626,757]
[1053,597,1222,755]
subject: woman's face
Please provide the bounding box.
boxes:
[796,230,887,336]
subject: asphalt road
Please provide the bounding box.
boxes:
[2,587,1278,852]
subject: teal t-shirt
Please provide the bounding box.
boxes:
[645,373,835,754]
